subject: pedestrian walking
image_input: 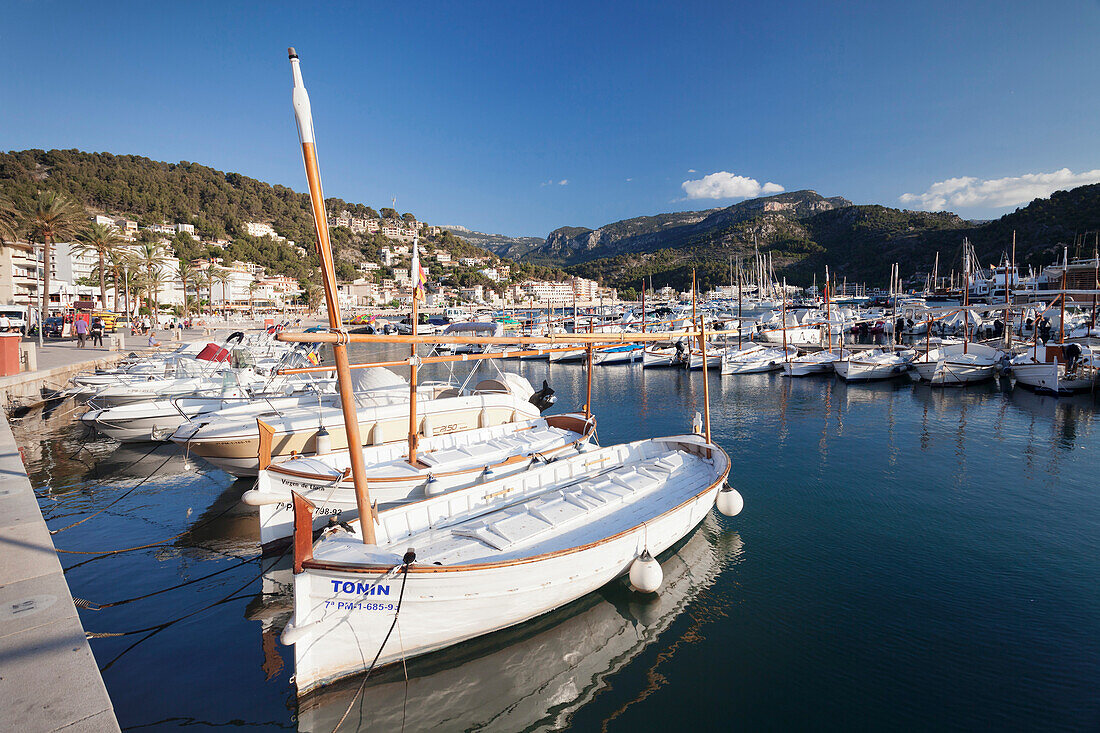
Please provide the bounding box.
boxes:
[74,317,88,348]
[90,317,104,347]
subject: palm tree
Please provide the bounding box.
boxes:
[21,191,86,321]
[141,269,167,318]
[133,241,168,313]
[247,280,261,317]
[177,258,200,319]
[74,223,125,310]
[192,270,211,316]
[210,267,231,316]
[107,249,130,317]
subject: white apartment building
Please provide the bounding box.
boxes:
[93,214,116,227]
[175,223,196,236]
[245,222,277,238]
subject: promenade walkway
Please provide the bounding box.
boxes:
[0,411,121,731]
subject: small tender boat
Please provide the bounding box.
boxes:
[833,349,914,382]
[912,342,1001,386]
[595,343,644,364]
[1010,343,1098,394]
[642,343,687,368]
[721,345,797,375]
[280,434,733,694]
[782,350,840,376]
[247,413,596,549]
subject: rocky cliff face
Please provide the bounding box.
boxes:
[520,190,851,266]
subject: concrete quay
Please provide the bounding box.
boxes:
[0,410,121,731]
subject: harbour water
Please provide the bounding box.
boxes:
[15,343,1100,731]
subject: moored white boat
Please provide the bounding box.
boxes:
[173,373,545,476]
[782,350,840,376]
[833,349,915,382]
[721,344,797,375]
[248,412,596,549]
[281,434,733,693]
[912,342,1001,386]
[1010,343,1098,394]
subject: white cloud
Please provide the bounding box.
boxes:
[626,177,633,182]
[558,179,568,186]
[681,171,785,200]
[900,168,1100,211]
[687,169,697,173]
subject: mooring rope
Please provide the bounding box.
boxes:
[49,445,171,535]
[333,552,415,732]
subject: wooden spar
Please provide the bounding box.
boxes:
[699,313,711,443]
[408,242,420,465]
[584,343,593,418]
[640,280,646,334]
[288,48,375,545]
[276,329,727,346]
[691,270,697,335]
[279,345,590,375]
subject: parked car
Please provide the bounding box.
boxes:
[44,316,65,338]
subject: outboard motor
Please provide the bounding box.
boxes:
[674,339,688,367]
[529,380,557,412]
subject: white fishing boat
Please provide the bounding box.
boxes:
[833,349,914,382]
[292,512,728,731]
[782,350,840,376]
[280,434,734,693]
[594,343,644,364]
[912,342,1001,386]
[173,372,546,477]
[246,413,596,549]
[687,347,725,370]
[641,343,687,368]
[720,344,797,375]
[1010,343,1098,394]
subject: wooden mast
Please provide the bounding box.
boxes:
[737,258,743,350]
[407,235,421,465]
[288,48,376,544]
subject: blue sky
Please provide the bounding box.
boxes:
[3,1,1099,236]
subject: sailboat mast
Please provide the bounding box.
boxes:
[824,265,831,354]
[963,242,970,355]
[287,48,376,545]
[1060,246,1068,345]
[737,258,743,350]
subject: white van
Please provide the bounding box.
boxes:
[0,305,29,334]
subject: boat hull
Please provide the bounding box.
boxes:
[289,481,722,693]
[1012,362,1097,394]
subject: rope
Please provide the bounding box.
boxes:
[88,547,292,671]
[49,445,170,534]
[72,553,261,610]
[333,558,413,732]
[56,491,240,555]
